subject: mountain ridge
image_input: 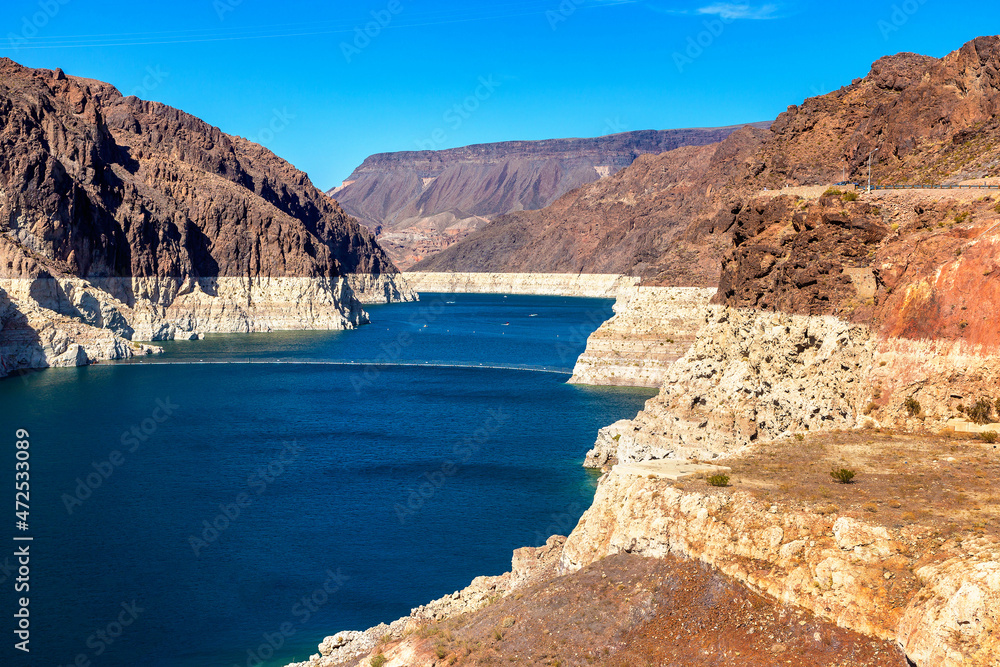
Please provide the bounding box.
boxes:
[0,58,411,377]
[329,123,771,268]
[414,36,1000,289]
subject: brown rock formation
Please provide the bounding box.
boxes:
[0,57,396,286]
[416,36,1000,286]
[413,126,772,286]
[334,125,770,269]
[715,190,1000,351]
[756,36,1000,188]
[0,58,410,376]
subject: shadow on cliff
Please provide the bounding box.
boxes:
[0,288,46,380]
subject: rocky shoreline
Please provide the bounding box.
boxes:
[0,273,415,379]
[282,276,1000,667]
[568,286,716,388]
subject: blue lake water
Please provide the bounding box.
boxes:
[0,294,656,667]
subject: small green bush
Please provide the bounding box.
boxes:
[830,468,856,484]
[707,474,730,488]
[980,431,999,444]
[904,397,921,417]
[794,433,805,442]
[371,655,387,667]
[842,191,859,202]
[823,188,843,197]
[994,202,1000,214]
[968,398,995,425]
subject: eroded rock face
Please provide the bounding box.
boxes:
[0,283,159,376]
[400,272,637,298]
[613,307,875,461]
[569,286,717,387]
[759,36,1000,187]
[558,470,1000,667]
[0,58,413,376]
[716,195,889,316]
[715,192,1000,351]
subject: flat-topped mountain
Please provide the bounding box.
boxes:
[0,59,411,377]
[412,125,771,286]
[329,124,770,268]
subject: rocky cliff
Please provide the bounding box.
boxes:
[568,286,716,388]
[336,125,770,269]
[0,59,413,377]
[559,464,1000,667]
[754,36,1000,189]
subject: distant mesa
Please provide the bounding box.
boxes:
[329,124,771,269]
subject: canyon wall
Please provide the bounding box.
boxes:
[611,307,877,462]
[400,271,637,298]
[0,59,413,378]
[0,283,158,376]
[287,37,1000,667]
[568,286,716,387]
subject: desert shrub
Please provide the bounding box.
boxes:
[891,223,899,232]
[842,191,859,202]
[955,212,971,223]
[823,188,843,197]
[864,402,879,415]
[980,431,999,444]
[371,655,388,667]
[435,646,447,659]
[612,434,621,442]
[707,474,730,488]
[904,397,921,416]
[994,202,1000,214]
[968,398,995,425]
[830,468,856,484]
[794,433,805,442]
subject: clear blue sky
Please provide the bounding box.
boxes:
[1,0,997,190]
